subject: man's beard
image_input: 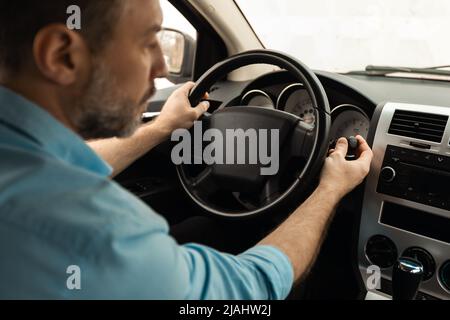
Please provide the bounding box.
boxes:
[70,62,155,140]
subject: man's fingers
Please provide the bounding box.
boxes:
[355,135,373,160]
[178,82,209,106]
[178,81,196,97]
[353,135,373,172]
[333,137,348,158]
[359,149,373,163]
[358,146,374,164]
[193,101,210,119]
[355,135,370,153]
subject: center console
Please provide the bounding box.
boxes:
[358,102,450,300]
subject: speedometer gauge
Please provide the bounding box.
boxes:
[241,90,275,109]
[330,104,370,142]
[277,84,316,126]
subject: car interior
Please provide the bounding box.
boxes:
[115,0,450,300]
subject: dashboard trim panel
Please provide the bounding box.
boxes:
[359,102,450,300]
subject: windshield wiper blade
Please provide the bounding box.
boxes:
[425,65,450,70]
[347,65,450,76]
[366,65,450,76]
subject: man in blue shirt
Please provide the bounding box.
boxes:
[0,0,373,299]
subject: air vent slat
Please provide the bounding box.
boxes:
[393,117,448,126]
[389,129,443,141]
[390,123,445,134]
[392,112,447,120]
[394,110,448,120]
[392,119,447,129]
[388,110,448,143]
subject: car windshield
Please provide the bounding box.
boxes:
[236,0,450,73]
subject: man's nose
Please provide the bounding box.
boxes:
[152,46,169,80]
[158,63,169,79]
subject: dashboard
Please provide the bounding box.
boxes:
[233,71,372,146]
[205,71,450,300]
[240,83,370,144]
[147,69,450,300]
[359,102,450,300]
[231,73,450,300]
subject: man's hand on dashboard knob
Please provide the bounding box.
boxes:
[320,135,373,200]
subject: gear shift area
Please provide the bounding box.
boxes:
[392,257,424,300]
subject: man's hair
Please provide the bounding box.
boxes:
[0,0,123,79]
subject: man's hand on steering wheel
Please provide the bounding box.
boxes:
[154,82,210,137]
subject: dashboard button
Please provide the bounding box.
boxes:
[365,235,398,269]
[380,166,396,183]
[403,247,436,281]
[424,154,433,162]
[439,261,450,292]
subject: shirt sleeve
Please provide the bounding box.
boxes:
[71,204,294,300]
[180,244,294,300]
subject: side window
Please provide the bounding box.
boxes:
[157,1,197,90]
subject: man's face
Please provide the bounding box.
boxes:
[72,0,168,139]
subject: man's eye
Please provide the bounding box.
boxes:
[147,43,159,50]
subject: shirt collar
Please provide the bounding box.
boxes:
[0,85,113,177]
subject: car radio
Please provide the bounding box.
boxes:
[377,145,450,211]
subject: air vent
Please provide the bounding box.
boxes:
[388,110,448,143]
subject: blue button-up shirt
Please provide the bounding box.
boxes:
[0,86,293,299]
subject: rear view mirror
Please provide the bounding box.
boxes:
[158,28,196,84]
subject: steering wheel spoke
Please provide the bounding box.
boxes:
[289,121,316,160]
[260,175,282,205]
[189,167,218,196]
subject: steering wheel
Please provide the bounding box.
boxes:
[176,49,331,219]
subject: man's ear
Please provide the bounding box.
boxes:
[32,24,91,86]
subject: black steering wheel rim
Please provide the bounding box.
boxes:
[177,49,331,219]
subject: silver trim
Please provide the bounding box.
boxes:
[240,89,274,107]
[331,104,370,120]
[358,102,450,300]
[330,104,371,140]
[276,83,304,109]
[380,166,396,183]
[438,261,450,294]
[397,258,424,274]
